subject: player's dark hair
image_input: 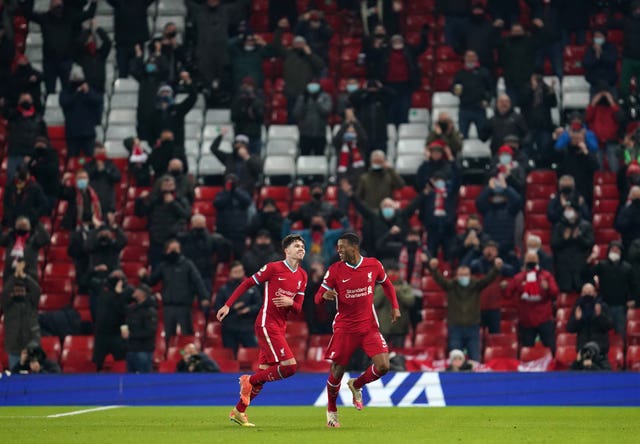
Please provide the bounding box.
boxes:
[338,232,360,247]
[282,234,305,250]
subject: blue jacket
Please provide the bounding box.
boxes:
[554,127,599,152]
[282,220,345,268]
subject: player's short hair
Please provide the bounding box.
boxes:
[338,232,360,247]
[282,234,305,250]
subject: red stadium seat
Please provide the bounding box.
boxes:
[39,293,72,311]
[592,213,615,230]
[73,295,92,323]
[204,322,222,348]
[286,321,309,339]
[259,186,290,204]
[485,333,518,349]
[125,232,150,248]
[308,334,332,348]
[555,346,577,369]
[459,185,483,200]
[120,246,148,263]
[122,216,147,231]
[63,335,95,351]
[423,291,447,308]
[556,292,579,308]
[627,320,640,346]
[41,278,74,294]
[594,171,617,185]
[236,347,260,369]
[501,320,517,335]
[555,307,573,323]
[216,358,241,373]
[628,309,640,322]
[194,186,222,201]
[61,349,96,373]
[525,199,549,215]
[41,336,62,363]
[525,214,551,230]
[626,345,640,370]
[457,199,477,215]
[592,199,618,214]
[46,246,72,262]
[608,345,624,371]
[527,170,557,186]
[269,108,288,125]
[168,335,202,350]
[50,231,71,247]
[595,229,620,245]
[192,201,215,217]
[422,308,446,321]
[414,331,447,348]
[556,332,577,348]
[306,346,326,362]
[44,262,75,279]
[483,345,517,361]
[411,90,432,108]
[526,184,555,200]
[203,347,234,362]
[593,184,619,200]
[299,360,331,372]
[520,345,552,362]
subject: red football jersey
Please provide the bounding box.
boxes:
[321,256,388,334]
[252,260,307,332]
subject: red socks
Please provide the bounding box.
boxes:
[236,384,263,413]
[326,374,341,412]
[354,364,383,390]
[249,363,297,386]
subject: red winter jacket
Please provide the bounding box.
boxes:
[585,104,620,145]
[506,268,559,328]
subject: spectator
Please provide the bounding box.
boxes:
[362,24,390,81]
[547,175,591,225]
[5,92,47,180]
[452,214,491,266]
[135,175,191,267]
[551,202,595,292]
[519,73,558,167]
[92,269,129,371]
[83,219,127,319]
[28,136,60,213]
[25,0,97,93]
[294,9,333,64]
[463,3,495,71]
[107,0,154,78]
[228,33,272,92]
[398,227,429,290]
[139,239,209,340]
[493,22,541,106]
[84,143,122,213]
[335,77,360,119]
[567,284,614,356]
[585,89,623,172]
[1,260,41,370]
[416,140,460,193]
[532,0,563,80]
[554,113,599,153]
[0,8,13,99]
[480,94,529,154]
[230,77,266,155]
[185,0,248,100]
[214,261,260,354]
[159,22,188,89]
[617,160,640,209]
[2,164,48,229]
[268,0,297,31]
[583,241,636,338]
[75,24,111,96]
[582,28,619,96]
[616,186,640,251]
[570,341,611,371]
[417,172,458,260]
[176,343,220,373]
[374,261,414,348]
[360,0,403,36]
[60,169,102,231]
[7,55,44,113]
[452,50,493,138]
[274,22,325,116]
[213,174,253,258]
[350,79,395,155]
[161,158,193,203]
[122,284,158,373]
[555,121,600,206]
[506,250,559,352]
[303,260,335,334]
[333,115,368,186]
[488,0,522,29]
[445,349,473,372]
[426,112,464,158]
[0,217,50,280]
[10,346,60,374]
[356,150,405,210]
[619,0,640,97]
[288,182,348,230]
[488,145,526,197]
[130,41,170,142]
[559,0,590,45]
[59,66,102,157]
[293,79,332,156]
[247,198,284,246]
[475,175,523,256]
[470,240,519,333]
[524,234,553,272]
[428,257,502,362]
[148,129,188,179]
[436,0,472,49]
[148,80,197,152]
[283,215,344,267]
[124,136,152,186]
[179,214,231,295]
[210,129,262,196]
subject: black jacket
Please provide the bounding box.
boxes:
[1,275,41,354]
[520,81,558,131]
[241,245,282,276]
[452,66,493,108]
[135,194,191,245]
[131,53,171,142]
[415,159,460,193]
[94,285,130,336]
[452,228,492,265]
[176,352,220,373]
[583,257,636,307]
[148,84,198,149]
[0,223,51,279]
[557,148,599,205]
[7,63,44,112]
[436,0,472,16]
[230,91,265,141]
[148,141,188,178]
[125,296,158,353]
[145,255,209,306]
[623,14,640,59]
[494,31,541,90]
[75,27,112,92]
[107,0,154,46]
[464,17,495,69]
[84,226,127,272]
[247,210,284,245]
[213,188,253,242]
[350,87,395,149]
[59,85,102,138]
[616,200,640,251]
[288,200,346,229]
[6,109,47,157]
[546,192,591,225]
[551,217,595,291]
[214,278,261,332]
[210,135,262,195]
[28,146,60,199]
[583,42,618,87]
[480,108,529,153]
[85,159,122,213]
[178,230,231,279]
[567,297,613,354]
[2,180,49,228]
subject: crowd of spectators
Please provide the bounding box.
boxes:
[1,0,640,373]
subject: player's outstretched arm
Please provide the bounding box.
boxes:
[216,276,257,322]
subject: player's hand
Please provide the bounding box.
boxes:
[216,305,230,322]
[322,289,337,301]
[391,308,401,324]
[272,296,293,308]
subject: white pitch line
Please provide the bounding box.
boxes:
[46,405,123,418]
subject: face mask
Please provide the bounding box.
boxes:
[609,252,621,262]
[406,240,420,249]
[145,63,157,74]
[99,236,113,246]
[295,48,306,56]
[343,132,356,142]
[527,248,539,255]
[165,251,180,262]
[564,209,576,221]
[457,276,470,287]
[311,224,324,232]
[465,62,477,70]
[374,33,386,39]
[19,101,33,110]
[76,178,89,190]
[307,83,321,94]
[434,180,445,189]
[107,276,123,287]
[371,164,383,171]
[438,121,449,132]
[312,192,323,200]
[559,186,574,195]
[381,207,395,219]
[525,262,538,270]
[169,169,181,178]
[192,228,207,236]
[493,185,505,194]
[499,154,512,165]
[594,37,605,45]
[244,45,256,51]
[346,84,359,93]
[392,43,404,50]
[15,228,29,236]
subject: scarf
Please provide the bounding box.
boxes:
[434,186,447,216]
[10,233,29,267]
[75,186,102,226]
[337,141,365,174]
[521,269,542,302]
[399,246,422,288]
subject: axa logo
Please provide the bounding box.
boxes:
[314,372,445,407]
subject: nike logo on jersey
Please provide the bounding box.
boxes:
[342,279,351,282]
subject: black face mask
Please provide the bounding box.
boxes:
[107,276,123,287]
[169,170,182,178]
[312,192,323,200]
[192,228,207,236]
[165,31,177,39]
[19,101,33,110]
[296,48,306,56]
[70,81,84,90]
[165,251,180,263]
[438,121,449,132]
[406,240,420,251]
[525,262,538,270]
[15,228,29,236]
[374,33,386,39]
[559,186,574,195]
[598,97,609,106]
[98,236,113,246]
[311,224,324,232]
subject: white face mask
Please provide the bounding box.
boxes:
[609,252,621,262]
[564,209,576,221]
[527,248,539,255]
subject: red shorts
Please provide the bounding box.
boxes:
[255,326,294,365]
[324,328,389,366]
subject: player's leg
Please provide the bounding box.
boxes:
[348,331,391,409]
[326,362,345,428]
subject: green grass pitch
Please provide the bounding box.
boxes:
[0,406,638,444]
